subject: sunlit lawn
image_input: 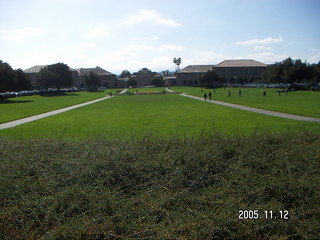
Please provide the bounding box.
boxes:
[1,94,319,139]
[0,89,122,123]
[171,86,320,117]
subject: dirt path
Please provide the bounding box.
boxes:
[165,88,320,122]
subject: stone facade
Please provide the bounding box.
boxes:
[129,68,157,87]
[175,60,267,86]
[176,65,214,86]
[24,65,123,89]
[75,67,123,88]
[213,60,267,82]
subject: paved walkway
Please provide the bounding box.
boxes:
[0,89,129,130]
[119,89,128,94]
[165,88,320,122]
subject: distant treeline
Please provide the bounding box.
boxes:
[262,58,320,85]
[0,60,31,92]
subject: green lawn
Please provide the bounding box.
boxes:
[1,94,319,139]
[126,87,167,94]
[171,86,320,117]
[0,89,122,123]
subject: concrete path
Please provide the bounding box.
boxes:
[0,96,112,130]
[165,88,320,122]
[119,89,128,94]
[0,89,130,130]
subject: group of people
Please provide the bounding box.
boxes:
[201,89,214,101]
[201,88,281,101]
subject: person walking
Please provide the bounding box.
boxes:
[204,92,207,101]
[209,91,212,100]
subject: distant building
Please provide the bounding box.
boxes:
[24,65,47,89]
[24,65,123,89]
[175,60,267,86]
[129,68,158,87]
[75,66,123,88]
[213,59,267,82]
[176,65,215,86]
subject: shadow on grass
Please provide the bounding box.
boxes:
[0,99,34,104]
[40,93,80,97]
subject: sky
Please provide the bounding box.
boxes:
[1,0,320,74]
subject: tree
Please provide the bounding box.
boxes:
[126,79,138,87]
[119,70,131,78]
[15,69,31,91]
[151,75,164,87]
[199,69,222,87]
[162,70,170,76]
[47,63,73,89]
[173,57,182,72]
[38,67,58,89]
[263,58,318,85]
[262,62,283,83]
[0,60,31,92]
[0,60,15,92]
[314,62,320,83]
[85,72,101,90]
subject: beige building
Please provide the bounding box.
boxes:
[213,59,267,82]
[175,60,267,86]
[129,68,158,87]
[24,65,123,89]
[176,65,215,86]
[75,67,123,88]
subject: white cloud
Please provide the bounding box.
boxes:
[244,51,287,64]
[187,51,229,65]
[89,25,111,37]
[123,44,155,51]
[236,37,283,46]
[2,27,43,41]
[158,44,184,52]
[127,9,182,27]
[254,46,273,51]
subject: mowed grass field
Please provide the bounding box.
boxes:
[0,89,122,124]
[171,86,320,117]
[1,94,319,139]
[126,87,168,94]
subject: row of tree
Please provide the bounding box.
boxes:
[262,58,320,85]
[0,60,31,92]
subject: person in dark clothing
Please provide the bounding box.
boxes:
[209,91,212,100]
[204,92,207,101]
[228,90,231,96]
[239,90,241,96]
[263,90,266,96]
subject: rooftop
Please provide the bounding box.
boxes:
[76,67,115,76]
[24,65,46,73]
[178,65,215,73]
[215,59,267,67]
[24,65,77,73]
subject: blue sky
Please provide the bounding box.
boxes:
[1,0,319,74]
